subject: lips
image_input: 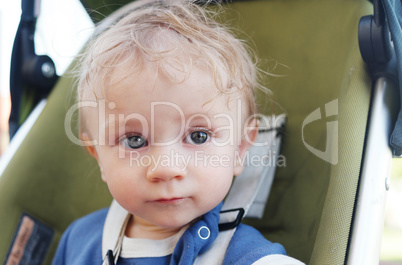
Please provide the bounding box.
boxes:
[152,197,186,204]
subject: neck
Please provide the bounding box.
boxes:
[125,215,182,240]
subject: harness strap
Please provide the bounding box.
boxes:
[102,115,285,264]
[101,200,131,265]
[222,115,285,218]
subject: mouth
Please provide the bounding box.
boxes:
[152,197,187,204]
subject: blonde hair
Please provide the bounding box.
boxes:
[76,0,268,121]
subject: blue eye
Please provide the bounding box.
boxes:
[121,135,147,149]
[186,131,210,145]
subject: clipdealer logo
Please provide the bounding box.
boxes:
[302,99,338,165]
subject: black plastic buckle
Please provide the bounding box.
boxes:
[104,250,115,265]
[218,208,245,231]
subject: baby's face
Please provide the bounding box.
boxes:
[84,65,256,230]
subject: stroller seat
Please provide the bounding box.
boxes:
[0,0,398,264]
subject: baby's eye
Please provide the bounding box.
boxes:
[185,130,211,145]
[121,135,148,149]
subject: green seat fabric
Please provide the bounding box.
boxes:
[0,0,373,264]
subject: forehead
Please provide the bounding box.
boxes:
[80,60,248,139]
[80,71,250,151]
[103,62,239,115]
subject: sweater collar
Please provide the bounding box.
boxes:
[170,202,223,265]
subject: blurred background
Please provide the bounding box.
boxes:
[380,161,402,265]
[0,1,401,264]
[0,0,93,155]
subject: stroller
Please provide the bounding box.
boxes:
[1,0,401,264]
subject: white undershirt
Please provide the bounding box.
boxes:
[120,226,188,258]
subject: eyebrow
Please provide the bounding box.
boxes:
[104,115,149,138]
[104,106,220,133]
[184,112,213,124]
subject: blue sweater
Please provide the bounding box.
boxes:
[52,204,286,264]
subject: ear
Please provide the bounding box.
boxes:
[81,133,107,182]
[233,118,259,176]
[80,132,98,159]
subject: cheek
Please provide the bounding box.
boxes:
[103,169,130,192]
[100,158,144,195]
[213,167,235,190]
[195,159,234,198]
[104,170,143,210]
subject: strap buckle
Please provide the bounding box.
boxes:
[218,208,245,231]
[103,250,115,265]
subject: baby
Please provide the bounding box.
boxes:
[53,0,304,264]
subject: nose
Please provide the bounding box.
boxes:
[146,147,186,182]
